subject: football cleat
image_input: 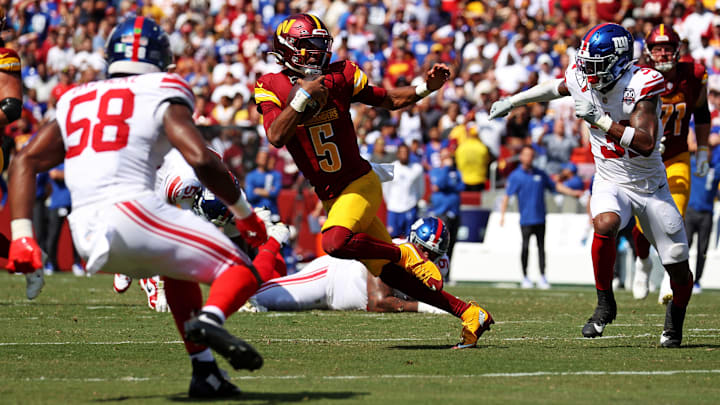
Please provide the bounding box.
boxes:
[113,274,132,293]
[238,298,267,313]
[453,301,494,349]
[189,359,242,398]
[25,268,45,300]
[520,277,533,289]
[582,290,617,338]
[185,312,263,371]
[396,243,443,291]
[661,301,685,348]
[140,277,169,312]
[692,282,702,295]
[71,263,85,277]
[632,257,652,300]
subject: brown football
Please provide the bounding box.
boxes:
[287,75,324,122]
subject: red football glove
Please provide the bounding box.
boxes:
[7,237,43,274]
[235,212,267,248]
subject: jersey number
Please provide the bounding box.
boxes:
[309,123,342,173]
[660,102,686,137]
[65,88,135,158]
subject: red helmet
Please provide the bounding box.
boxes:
[645,24,680,72]
[271,14,333,76]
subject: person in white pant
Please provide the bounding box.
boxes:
[251,220,451,314]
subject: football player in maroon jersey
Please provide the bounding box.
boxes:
[255,14,493,348]
[632,24,711,303]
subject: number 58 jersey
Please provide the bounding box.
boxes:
[55,73,195,209]
[565,64,667,193]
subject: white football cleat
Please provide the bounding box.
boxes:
[520,277,533,289]
[632,256,652,300]
[238,297,267,313]
[113,274,132,293]
[71,263,85,277]
[25,268,45,300]
[140,277,169,312]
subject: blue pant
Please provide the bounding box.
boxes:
[386,208,418,238]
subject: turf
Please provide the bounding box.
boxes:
[0,273,719,404]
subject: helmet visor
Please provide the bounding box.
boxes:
[577,54,616,85]
[297,37,332,52]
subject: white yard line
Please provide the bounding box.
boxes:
[10,369,720,383]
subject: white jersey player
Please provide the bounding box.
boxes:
[489,23,694,348]
[6,17,273,398]
[252,222,451,314]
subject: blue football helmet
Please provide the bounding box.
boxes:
[576,23,635,91]
[410,217,449,263]
[105,16,172,76]
[192,188,233,227]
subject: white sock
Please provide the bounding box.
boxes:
[190,348,214,363]
[201,305,226,324]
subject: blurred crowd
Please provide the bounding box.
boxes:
[6,0,720,258]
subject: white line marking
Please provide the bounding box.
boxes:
[11,370,720,383]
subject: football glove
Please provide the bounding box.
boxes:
[695,146,710,177]
[488,98,513,120]
[235,212,267,248]
[140,277,169,313]
[267,223,291,246]
[7,237,43,274]
[658,136,666,154]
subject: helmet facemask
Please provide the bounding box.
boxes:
[274,30,333,76]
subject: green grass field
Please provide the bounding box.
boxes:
[1,273,719,404]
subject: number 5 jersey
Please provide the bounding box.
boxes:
[255,61,386,200]
[565,63,666,193]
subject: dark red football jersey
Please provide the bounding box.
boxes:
[256,60,380,200]
[660,61,707,160]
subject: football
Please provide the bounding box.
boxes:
[287,74,325,122]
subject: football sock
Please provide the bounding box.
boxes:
[253,238,286,281]
[189,348,214,363]
[592,233,616,291]
[205,265,258,318]
[322,226,400,262]
[632,226,650,260]
[671,272,693,308]
[380,264,470,317]
[164,277,206,354]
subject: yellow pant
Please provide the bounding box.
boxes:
[321,170,392,276]
[636,152,690,233]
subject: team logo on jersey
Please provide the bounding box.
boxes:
[623,88,635,105]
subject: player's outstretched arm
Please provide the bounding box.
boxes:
[7,120,65,273]
[266,76,328,147]
[489,79,569,120]
[375,64,451,110]
[366,272,419,312]
[693,84,711,176]
[164,104,266,247]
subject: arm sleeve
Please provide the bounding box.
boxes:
[506,173,517,196]
[544,172,557,193]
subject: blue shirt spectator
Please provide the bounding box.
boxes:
[429,164,464,219]
[245,151,282,215]
[688,156,720,213]
[505,165,555,226]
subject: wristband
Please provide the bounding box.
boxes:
[619,126,635,148]
[11,218,33,240]
[415,82,431,98]
[595,115,613,133]
[289,88,311,113]
[229,189,253,219]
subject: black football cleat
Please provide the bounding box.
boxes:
[582,289,617,338]
[189,359,242,398]
[660,301,685,348]
[184,312,263,371]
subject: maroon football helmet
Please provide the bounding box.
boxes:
[645,24,680,72]
[271,14,333,76]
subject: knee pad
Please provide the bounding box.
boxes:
[321,226,353,256]
[667,243,689,263]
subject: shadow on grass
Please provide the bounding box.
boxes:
[95,391,367,403]
[389,344,510,350]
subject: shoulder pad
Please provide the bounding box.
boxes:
[628,67,664,100]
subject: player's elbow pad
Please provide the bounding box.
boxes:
[0,97,22,124]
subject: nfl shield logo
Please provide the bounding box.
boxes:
[623,88,635,105]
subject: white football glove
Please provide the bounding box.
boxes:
[254,207,274,229]
[488,98,514,120]
[695,146,710,177]
[267,223,290,245]
[140,277,169,313]
[658,136,666,154]
[574,99,602,124]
